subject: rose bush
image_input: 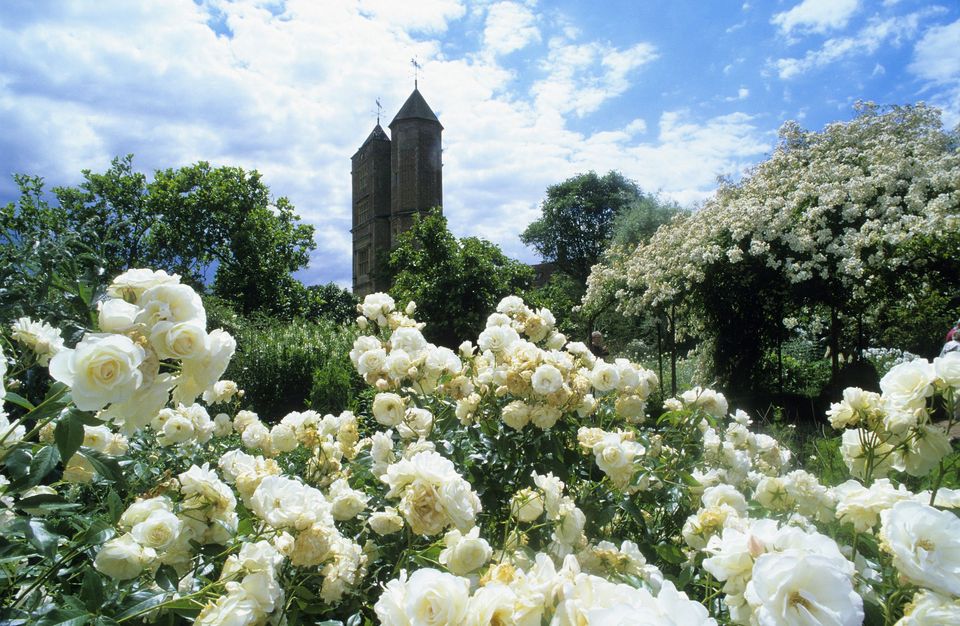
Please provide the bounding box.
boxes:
[0,269,957,624]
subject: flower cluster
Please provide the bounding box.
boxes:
[49,269,236,432]
[375,553,714,626]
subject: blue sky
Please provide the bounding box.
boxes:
[1,0,958,287]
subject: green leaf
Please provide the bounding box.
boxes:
[114,591,171,621]
[72,410,107,427]
[34,611,91,626]
[3,392,35,411]
[78,519,115,547]
[26,519,59,559]
[654,542,686,565]
[25,445,61,488]
[80,567,105,613]
[154,564,179,592]
[3,447,32,480]
[83,449,126,487]
[55,412,85,464]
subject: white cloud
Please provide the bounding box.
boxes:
[0,0,770,285]
[357,0,466,33]
[774,10,936,79]
[772,0,860,37]
[482,1,540,56]
[532,38,658,117]
[725,87,750,101]
[909,18,960,127]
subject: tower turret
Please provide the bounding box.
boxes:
[351,123,392,296]
[388,88,443,244]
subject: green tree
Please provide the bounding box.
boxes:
[53,156,317,317]
[610,192,684,248]
[0,175,103,335]
[389,210,533,347]
[521,171,642,285]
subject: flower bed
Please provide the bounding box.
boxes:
[0,268,958,625]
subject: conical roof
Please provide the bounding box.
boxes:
[359,124,390,149]
[390,88,442,127]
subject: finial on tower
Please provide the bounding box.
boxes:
[376,97,382,124]
[411,57,422,89]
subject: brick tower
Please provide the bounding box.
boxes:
[351,88,443,296]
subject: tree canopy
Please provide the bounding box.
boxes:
[2,155,322,323]
[521,171,642,285]
[585,103,960,399]
[389,210,533,347]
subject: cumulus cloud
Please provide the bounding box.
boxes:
[532,38,658,117]
[0,0,767,286]
[772,0,860,37]
[774,10,937,79]
[482,1,540,56]
[909,18,960,127]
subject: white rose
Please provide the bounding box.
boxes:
[270,423,299,453]
[174,329,236,405]
[510,488,544,522]
[63,453,96,483]
[161,415,196,445]
[477,325,520,353]
[150,320,209,361]
[131,509,182,549]
[213,413,233,437]
[98,298,141,333]
[369,508,405,535]
[120,496,174,529]
[49,334,146,411]
[898,589,960,625]
[94,533,152,580]
[107,268,180,301]
[531,364,563,395]
[879,500,960,596]
[933,351,960,388]
[591,362,620,392]
[745,551,863,626]
[439,527,492,575]
[404,569,470,625]
[136,283,206,328]
[373,393,405,427]
[880,359,935,409]
[530,405,561,430]
[501,400,530,431]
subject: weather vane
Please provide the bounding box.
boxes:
[411,57,421,89]
[376,97,382,124]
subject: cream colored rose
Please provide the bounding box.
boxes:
[372,393,405,427]
[63,453,96,483]
[511,487,545,522]
[49,334,146,411]
[98,298,140,333]
[368,508,404,535]
[131,509,182,550]
[405,569,470,625]
[439,527,492,575]
[502,400,531,430]
[150,320,209,361]
[880,500,960,596]
[270,423,298,453]
[94,533,153,580]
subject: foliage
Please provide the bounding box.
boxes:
[610,192,685,249]
[0,268,959,625]
[388,210,533,347]
[521,170,642,285]
[224,316,360,419]
[586,103,960,399]
[19,155,317,319]
[0,175,104,335]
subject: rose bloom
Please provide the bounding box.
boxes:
[94,534,153,580]
[10,317,64,365]
[375,568,470,626]
[439,527,492,575]
[131,509,182,550]
[879,500,960,596]
[531,363,563,395]
[97,298,140,333]
[369,508,405,535]
[744,551,863,626]
[933,351,960,388]
[49,333,146,411]
[372,393,405,427]
[880,359,935,409]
